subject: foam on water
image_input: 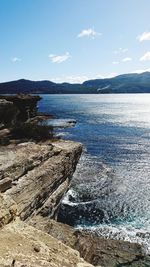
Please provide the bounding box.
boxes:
[78,224,150,254]
[39,94,150,252]
[62,154,150,253]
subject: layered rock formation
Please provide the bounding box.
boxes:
[0,94,149,267]
[0,140,82,221]
[0,140,96,267]
[29,216,150,267]
[0,94,94,266]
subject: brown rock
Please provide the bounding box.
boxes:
[0,94,41,122]
[29,217,150,267]
[33,244,40,253]
[0,140,82,221]
[0,178,12,192]
[0,194,17,227]
[0,220,94,267]
[0,99,18,127]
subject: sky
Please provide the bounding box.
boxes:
[0,0,150,83]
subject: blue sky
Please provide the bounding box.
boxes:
[0,0,150,83]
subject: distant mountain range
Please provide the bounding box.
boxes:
[0,72,150,94]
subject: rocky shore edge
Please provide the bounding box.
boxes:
[0,94,149,267]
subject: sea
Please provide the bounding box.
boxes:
[38,94,150,252]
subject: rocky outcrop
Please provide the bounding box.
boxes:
[0,99,18,127]
[0,219,94,267]
[0,94,95,266]
[0,139,96,267]
[0,95,54,144]
[29,216,150,267]
[74,232,149,267]
[0,94,41,122]
[0,140,82,221]
[0,93,149,267]
[0,137,149,267]
[0,194,17,227]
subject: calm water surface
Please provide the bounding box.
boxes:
[39,94,150,250]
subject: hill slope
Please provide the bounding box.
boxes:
[0,72,150,94]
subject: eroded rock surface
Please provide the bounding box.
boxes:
[0,93,149,267]
[0,140,82,221]
[0,219,94,267]
[0,194,17,227]
[0,140,96,267]
[29,216,150,267]
[0,95,95,266]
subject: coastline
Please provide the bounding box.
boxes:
[0,94,149,267]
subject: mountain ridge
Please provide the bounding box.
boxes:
[0,71,150,94]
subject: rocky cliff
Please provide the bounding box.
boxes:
[0,140,82,222]
[29,216,150,267]
[0,94,41,122]
[0,94,93,266]
[0,94,53,144]
[1,136,148,267]
[0,94,149,267]
[0,99,18,128]
[0,140,96,267]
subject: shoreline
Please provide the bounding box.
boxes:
[0,94,150,266]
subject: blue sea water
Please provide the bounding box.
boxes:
[39,94,150,250]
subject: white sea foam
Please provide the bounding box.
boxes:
[39,94,150,251]
[77,224,150,254]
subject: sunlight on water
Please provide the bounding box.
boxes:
[39,94,150,251]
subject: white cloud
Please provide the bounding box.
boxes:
[11,57,21,62]
[49,52,71,63]
[137,32,150,42]
[96,72,118,79]
[140,51,150,61]
[130,68,150,74]
[51,73,118,83]
[51,75,89,84]
[114,48,128,54]
[77,28,102,39]
[122,57,132,62]
[112,61,119,65]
